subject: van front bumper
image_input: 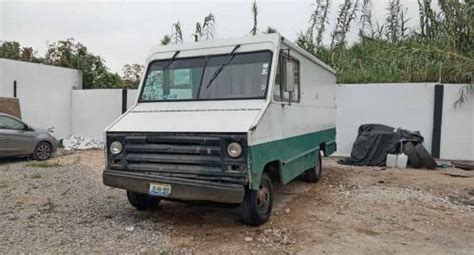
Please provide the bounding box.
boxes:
[103,170,245,204]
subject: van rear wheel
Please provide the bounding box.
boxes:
[126,191,161,211]
[304,151,322,183]
[242,173,273,226]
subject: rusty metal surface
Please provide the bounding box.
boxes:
[103,169,245,203]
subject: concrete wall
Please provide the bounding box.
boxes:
[0,58,81,139]
[440,85,474,160]
[72,89,138,141]
[127,90,139,109]
[336,83,473,160]
[1,59,471,160]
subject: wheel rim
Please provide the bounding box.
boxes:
[36,144,51,160]
[256,181,271,213]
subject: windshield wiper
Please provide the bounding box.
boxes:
[162,50,180,71]
[205,44,240,89]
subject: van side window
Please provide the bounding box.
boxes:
[273,53,300,103]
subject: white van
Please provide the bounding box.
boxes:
[103,33,336,226]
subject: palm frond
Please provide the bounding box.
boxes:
[171,21,183,44]
[250,0,258,35]
[202,13,216,40]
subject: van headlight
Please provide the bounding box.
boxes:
[110,141,123,155]
[227,142,242,158]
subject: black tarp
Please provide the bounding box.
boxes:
[339,124,424,166]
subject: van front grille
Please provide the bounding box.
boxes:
[107,133,248,185]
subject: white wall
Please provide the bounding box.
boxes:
[440,85,474,160]
[0,58,81,139]
[336,83,435,156]
[1,60,471,160]
[72,89,138,141]
[127,89,139,109]
[336,83,473,160]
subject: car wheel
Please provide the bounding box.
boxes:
[33,141,53,161]
[242,173,273,226]
[126,191,161,211]
[304,151,323,183]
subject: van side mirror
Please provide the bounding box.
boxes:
[284,61,295,93]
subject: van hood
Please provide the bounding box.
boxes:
[106,100,266,133]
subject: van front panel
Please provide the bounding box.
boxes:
[106,132,248,185]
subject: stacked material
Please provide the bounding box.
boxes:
[339,124,436,169]
[0,97,21,118]
[62,135,104,150]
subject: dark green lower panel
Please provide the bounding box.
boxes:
[248,128,336,190]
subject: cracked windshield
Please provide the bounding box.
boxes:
[140,51,272,101]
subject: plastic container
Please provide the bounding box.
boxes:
[386,154,398,168]
[396,153,408,169]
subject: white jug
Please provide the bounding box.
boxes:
[386,154,398,168]
[396,153,408,169]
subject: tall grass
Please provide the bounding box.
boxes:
[297,0,473,85]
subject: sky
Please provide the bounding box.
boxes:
[1,0,422,74]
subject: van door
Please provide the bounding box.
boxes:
[273,51,300,104]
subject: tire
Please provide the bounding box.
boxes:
[404,142,422,168]
[126,191,161,211]
[33,141,53,161]
[303,151,323,183]
[242,173,273,226]
[414,144,437,169]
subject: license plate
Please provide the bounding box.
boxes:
[149,183,171,197]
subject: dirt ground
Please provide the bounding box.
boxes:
[0,150,473,254]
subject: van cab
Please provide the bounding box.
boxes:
[103,33,336,226]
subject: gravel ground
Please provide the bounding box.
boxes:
[0,150,473,254]
[0,151,174,253]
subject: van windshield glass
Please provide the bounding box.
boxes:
[139,51,272,102]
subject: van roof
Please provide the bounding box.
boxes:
[149,33,280,54]
[148,33,336,74]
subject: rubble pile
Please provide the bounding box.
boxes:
[62,135,104,150]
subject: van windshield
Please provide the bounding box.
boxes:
[139,51,272,102]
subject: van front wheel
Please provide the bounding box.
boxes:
[242,173,273,226]
[126,191,161,211]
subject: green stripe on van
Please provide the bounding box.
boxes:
[248,128,336,190]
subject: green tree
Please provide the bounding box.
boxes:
[122,64,144,89]
[45,38,122,89]
[160,35,171,45]
[0,41,21,59]
[1,41,45,63]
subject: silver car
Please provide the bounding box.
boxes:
[0,113,57,160]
